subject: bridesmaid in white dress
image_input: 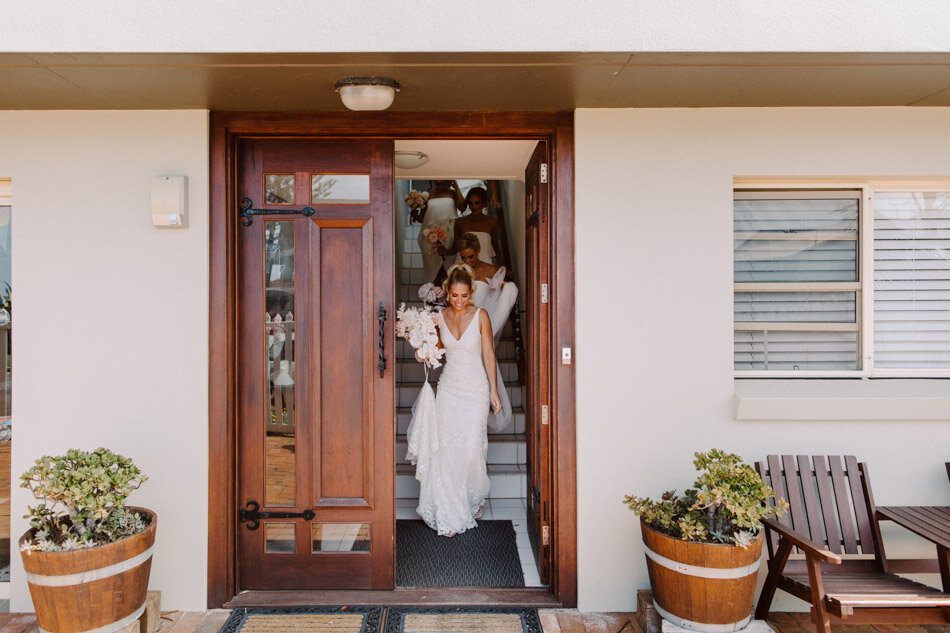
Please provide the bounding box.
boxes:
[445,185,504,268]
[406,264,502,537]
[417,180,465,284]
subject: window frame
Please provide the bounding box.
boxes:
[734,180,950,379]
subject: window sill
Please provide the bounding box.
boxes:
[734,379,950,421]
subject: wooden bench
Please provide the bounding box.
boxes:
[755,455,950,633]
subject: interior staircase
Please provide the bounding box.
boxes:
[395,221,527,505]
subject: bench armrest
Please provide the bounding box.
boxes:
[761,518,842,564]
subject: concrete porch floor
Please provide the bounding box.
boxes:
[2,610,949,633]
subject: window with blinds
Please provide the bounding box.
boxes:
[735,186,950,376]
[873,191,950,370]
[734,191,861,372]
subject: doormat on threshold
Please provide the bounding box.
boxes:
[396,519,525,587]
[218,606,384,633]
[383,606,541,633]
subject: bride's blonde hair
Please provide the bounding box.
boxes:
[442,263,476,301]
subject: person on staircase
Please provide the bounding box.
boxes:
[417,180,465,285]
[454,232,498,283]
[438,184,505,270]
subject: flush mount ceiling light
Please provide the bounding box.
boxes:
[334,76,400,111]
[394,150,429,169]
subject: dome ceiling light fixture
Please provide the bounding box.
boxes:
[394,150,429,169]
[334,76,400,111]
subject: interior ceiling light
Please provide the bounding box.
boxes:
[394,150,429,169]
[334,76,400,111]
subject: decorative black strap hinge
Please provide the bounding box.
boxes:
[240,197,315,227]
[239,500,315,530]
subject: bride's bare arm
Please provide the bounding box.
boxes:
[479,310,502,414]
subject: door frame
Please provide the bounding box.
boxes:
[208,111,576,608]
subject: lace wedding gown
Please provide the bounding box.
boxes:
[418,196,457,284]
[406,308,491,536]
[473,268,518,431]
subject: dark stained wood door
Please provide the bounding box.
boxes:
[235,138,395,590]
[524,141,552,583]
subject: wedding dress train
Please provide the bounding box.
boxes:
[473,267,518,432]
[406,308,490,536]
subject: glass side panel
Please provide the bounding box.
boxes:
[311,174,370,204]
[311,523,371,553]
[265,174,295,204]
[265,220,296,507]
[263,522,295,554]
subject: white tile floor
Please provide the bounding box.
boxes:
[396,497,545,587]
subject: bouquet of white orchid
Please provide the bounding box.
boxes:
[395,303,445,371]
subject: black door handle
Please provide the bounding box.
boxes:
[239,500,315,531]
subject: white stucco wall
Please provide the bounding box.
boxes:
[575,106,950,612]
[3,1,950,53]
[4,105,950,615]
[0,110,210,612]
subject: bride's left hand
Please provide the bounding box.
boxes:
[490,391,502,414]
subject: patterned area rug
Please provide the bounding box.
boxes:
[218,606,384,633]
[396,519,525,587]
[216,606,540,633]
[384,606,541,633]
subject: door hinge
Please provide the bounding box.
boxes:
[541,283,548,304]
[540,163,548,183]
[541,404,549,426]
[542,524,550,546]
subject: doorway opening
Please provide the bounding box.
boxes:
[392,139,542,588]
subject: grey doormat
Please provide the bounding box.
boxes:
[218,606,383,633]
[396,519,525,587]
[383,606,541,633]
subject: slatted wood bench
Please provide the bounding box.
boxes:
[755,455,950,633]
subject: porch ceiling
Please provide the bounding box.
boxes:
[3,52,950,110]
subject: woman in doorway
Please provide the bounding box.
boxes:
[417,180,465,284]
[407,264,502,536]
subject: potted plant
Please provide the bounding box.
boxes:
[624,449,787,633]
[19,447,156,633]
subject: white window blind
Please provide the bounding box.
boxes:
[734,191,860,372]
[873,191,950,370]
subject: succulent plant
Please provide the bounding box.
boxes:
[623,449,787,547]
[21,447,148,551]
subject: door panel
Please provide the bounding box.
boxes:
[236,138,394,590]
[524,141,552,583]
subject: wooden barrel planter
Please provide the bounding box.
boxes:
[640,518,762,633]
[19,507,157,633]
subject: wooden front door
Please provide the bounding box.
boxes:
[524,141,553,583]
[235,137,395,590]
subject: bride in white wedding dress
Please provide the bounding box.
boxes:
[406,264,502,536]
